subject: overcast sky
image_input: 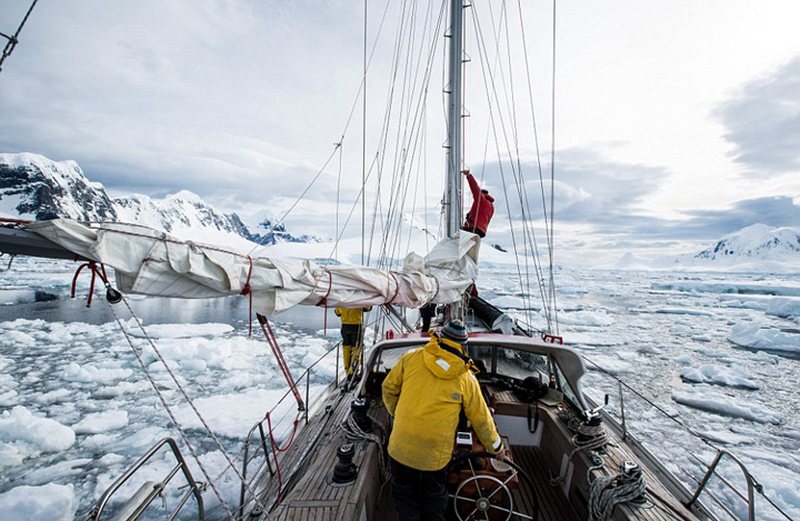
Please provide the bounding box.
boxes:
[1,0,798,261]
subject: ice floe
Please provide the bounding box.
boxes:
[0,407,75,469]
[729,323,800,355]
[671,388,782,424]
[132,322,235,339]
[680,364,760,389]
[72,410,129,434]
[0,483,76,521]
[651,280,800,297]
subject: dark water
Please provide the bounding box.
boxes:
[0,291,337,334]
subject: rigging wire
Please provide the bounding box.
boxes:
[0,0,39,76]
[510,0,554,329]
[362,0,368,265]
[248,0,393,259]
[368,0,447,270]
[485,1,540,329]
[106,299,262,520]
[548,0,560,334]
[388,0,446,267]
[335,142,342,261]
[469,4,553,332]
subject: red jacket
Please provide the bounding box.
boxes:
[463,173,494,237]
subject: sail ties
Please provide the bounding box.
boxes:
[388,271,401,304]
[314,268,334,334]
[240,255,254,335]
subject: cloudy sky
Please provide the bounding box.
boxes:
[1,0,798,262]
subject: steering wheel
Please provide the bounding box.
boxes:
[448,451,539,521]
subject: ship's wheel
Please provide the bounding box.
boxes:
[448,452,538,521]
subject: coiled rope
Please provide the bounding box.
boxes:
[550,407,610,486]
[340,407,389,481]
[588,463,647,521]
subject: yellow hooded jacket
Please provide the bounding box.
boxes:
[335,307,371,325]
[382,336,501,471]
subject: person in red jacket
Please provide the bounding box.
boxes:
[461,169,495,238]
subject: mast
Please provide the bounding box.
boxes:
[445,0,465,320]
[445,0,464,239]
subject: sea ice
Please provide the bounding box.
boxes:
[0,406,75,456]
[652,307,714,316]
[766,297,800,323]
[72,410,129,434]
[695,429,751,445]
[62,362,133,383]
[0,330,37,347]
[729,323,800,355]
[489,295,529,309]
[0,483,76,521]
[556,310,614,327]
[22,458,93,486]
[680,365,760,389]
[671,388,782,424]
[172,387,317,439]
[651,281,800,297]
[132,322,234,339]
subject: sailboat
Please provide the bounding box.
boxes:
[0,1,786,521]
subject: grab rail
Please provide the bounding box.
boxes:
[579,354,794,521]
[239,341,342,512]
[686,449,758,521]
[88,437,205,521]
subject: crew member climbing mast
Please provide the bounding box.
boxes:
[461,169,495,238]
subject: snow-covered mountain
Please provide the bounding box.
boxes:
[1,152,309,246]
[0,152,117,222]
[691,224,800,261]
[664,224,800,272]
[114,191,252,239]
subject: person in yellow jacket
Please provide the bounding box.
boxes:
[334,306,372,377]
[382,319,505,521]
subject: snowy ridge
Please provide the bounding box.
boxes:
[1,152,309,247]
[0,153,116,222]
[114,191,252,246]
[692,224,800,261]
[607,224,800,273]
[669,224,800,271]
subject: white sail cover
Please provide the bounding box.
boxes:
[23,219,480,315]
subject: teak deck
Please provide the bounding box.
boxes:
[252,379,705,520]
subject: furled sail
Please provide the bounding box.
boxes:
[21,219,480,315]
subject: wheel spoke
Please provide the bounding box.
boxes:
[450,494,478,504]
[486,503,534,520]
[466,459,486,499]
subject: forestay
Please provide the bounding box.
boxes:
[23,219,480,315]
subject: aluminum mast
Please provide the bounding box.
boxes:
[445,0,465,319]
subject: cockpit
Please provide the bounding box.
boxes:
[357,333,594,520]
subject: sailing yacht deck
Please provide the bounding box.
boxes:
[252,369,705,521]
